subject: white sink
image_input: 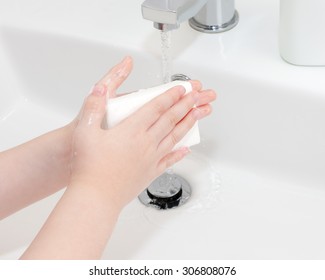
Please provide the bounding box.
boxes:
[1,0,325,259]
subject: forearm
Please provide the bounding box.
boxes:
[20,182,121,260]
[0,124,72,219]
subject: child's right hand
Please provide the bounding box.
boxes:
[69,56,216,212]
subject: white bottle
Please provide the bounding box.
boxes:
[279,0,325,66]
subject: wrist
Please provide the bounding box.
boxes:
[68,177,125,216]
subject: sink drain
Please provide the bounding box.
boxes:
[171,74,191,81]
[138,173,191,210]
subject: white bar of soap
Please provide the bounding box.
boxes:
[106,81,200,150]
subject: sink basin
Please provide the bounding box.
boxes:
[1,0,325,259]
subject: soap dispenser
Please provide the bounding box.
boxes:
[279,0,325,66]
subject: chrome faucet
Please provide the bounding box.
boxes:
[142,0,239,33]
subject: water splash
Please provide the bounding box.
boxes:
[144,149,223,228]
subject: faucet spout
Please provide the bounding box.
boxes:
[142,0,208,30]
[142,0,239,33]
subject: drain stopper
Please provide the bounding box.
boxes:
[138,173,191,210]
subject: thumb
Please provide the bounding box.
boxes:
[78,84,108,128]
[97,56,133,98]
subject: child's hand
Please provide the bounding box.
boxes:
[20,56,216,259]
[69,56,216,211]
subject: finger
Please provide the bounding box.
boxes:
[189,80,202,92]
[195,89,217,107]
[128,85,186,129]
[96,56,133,98]
[157,147,191,173]
[78,84,108,128]
[158,104,212,152]
[149,90,199,142]
[194,104,213,120]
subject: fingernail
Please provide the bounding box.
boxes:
[190,80,202,91]
[177,146,191,155]
[91,84,107,96]
[120,56,131,67]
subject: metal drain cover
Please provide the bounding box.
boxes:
[138,173,191,210]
